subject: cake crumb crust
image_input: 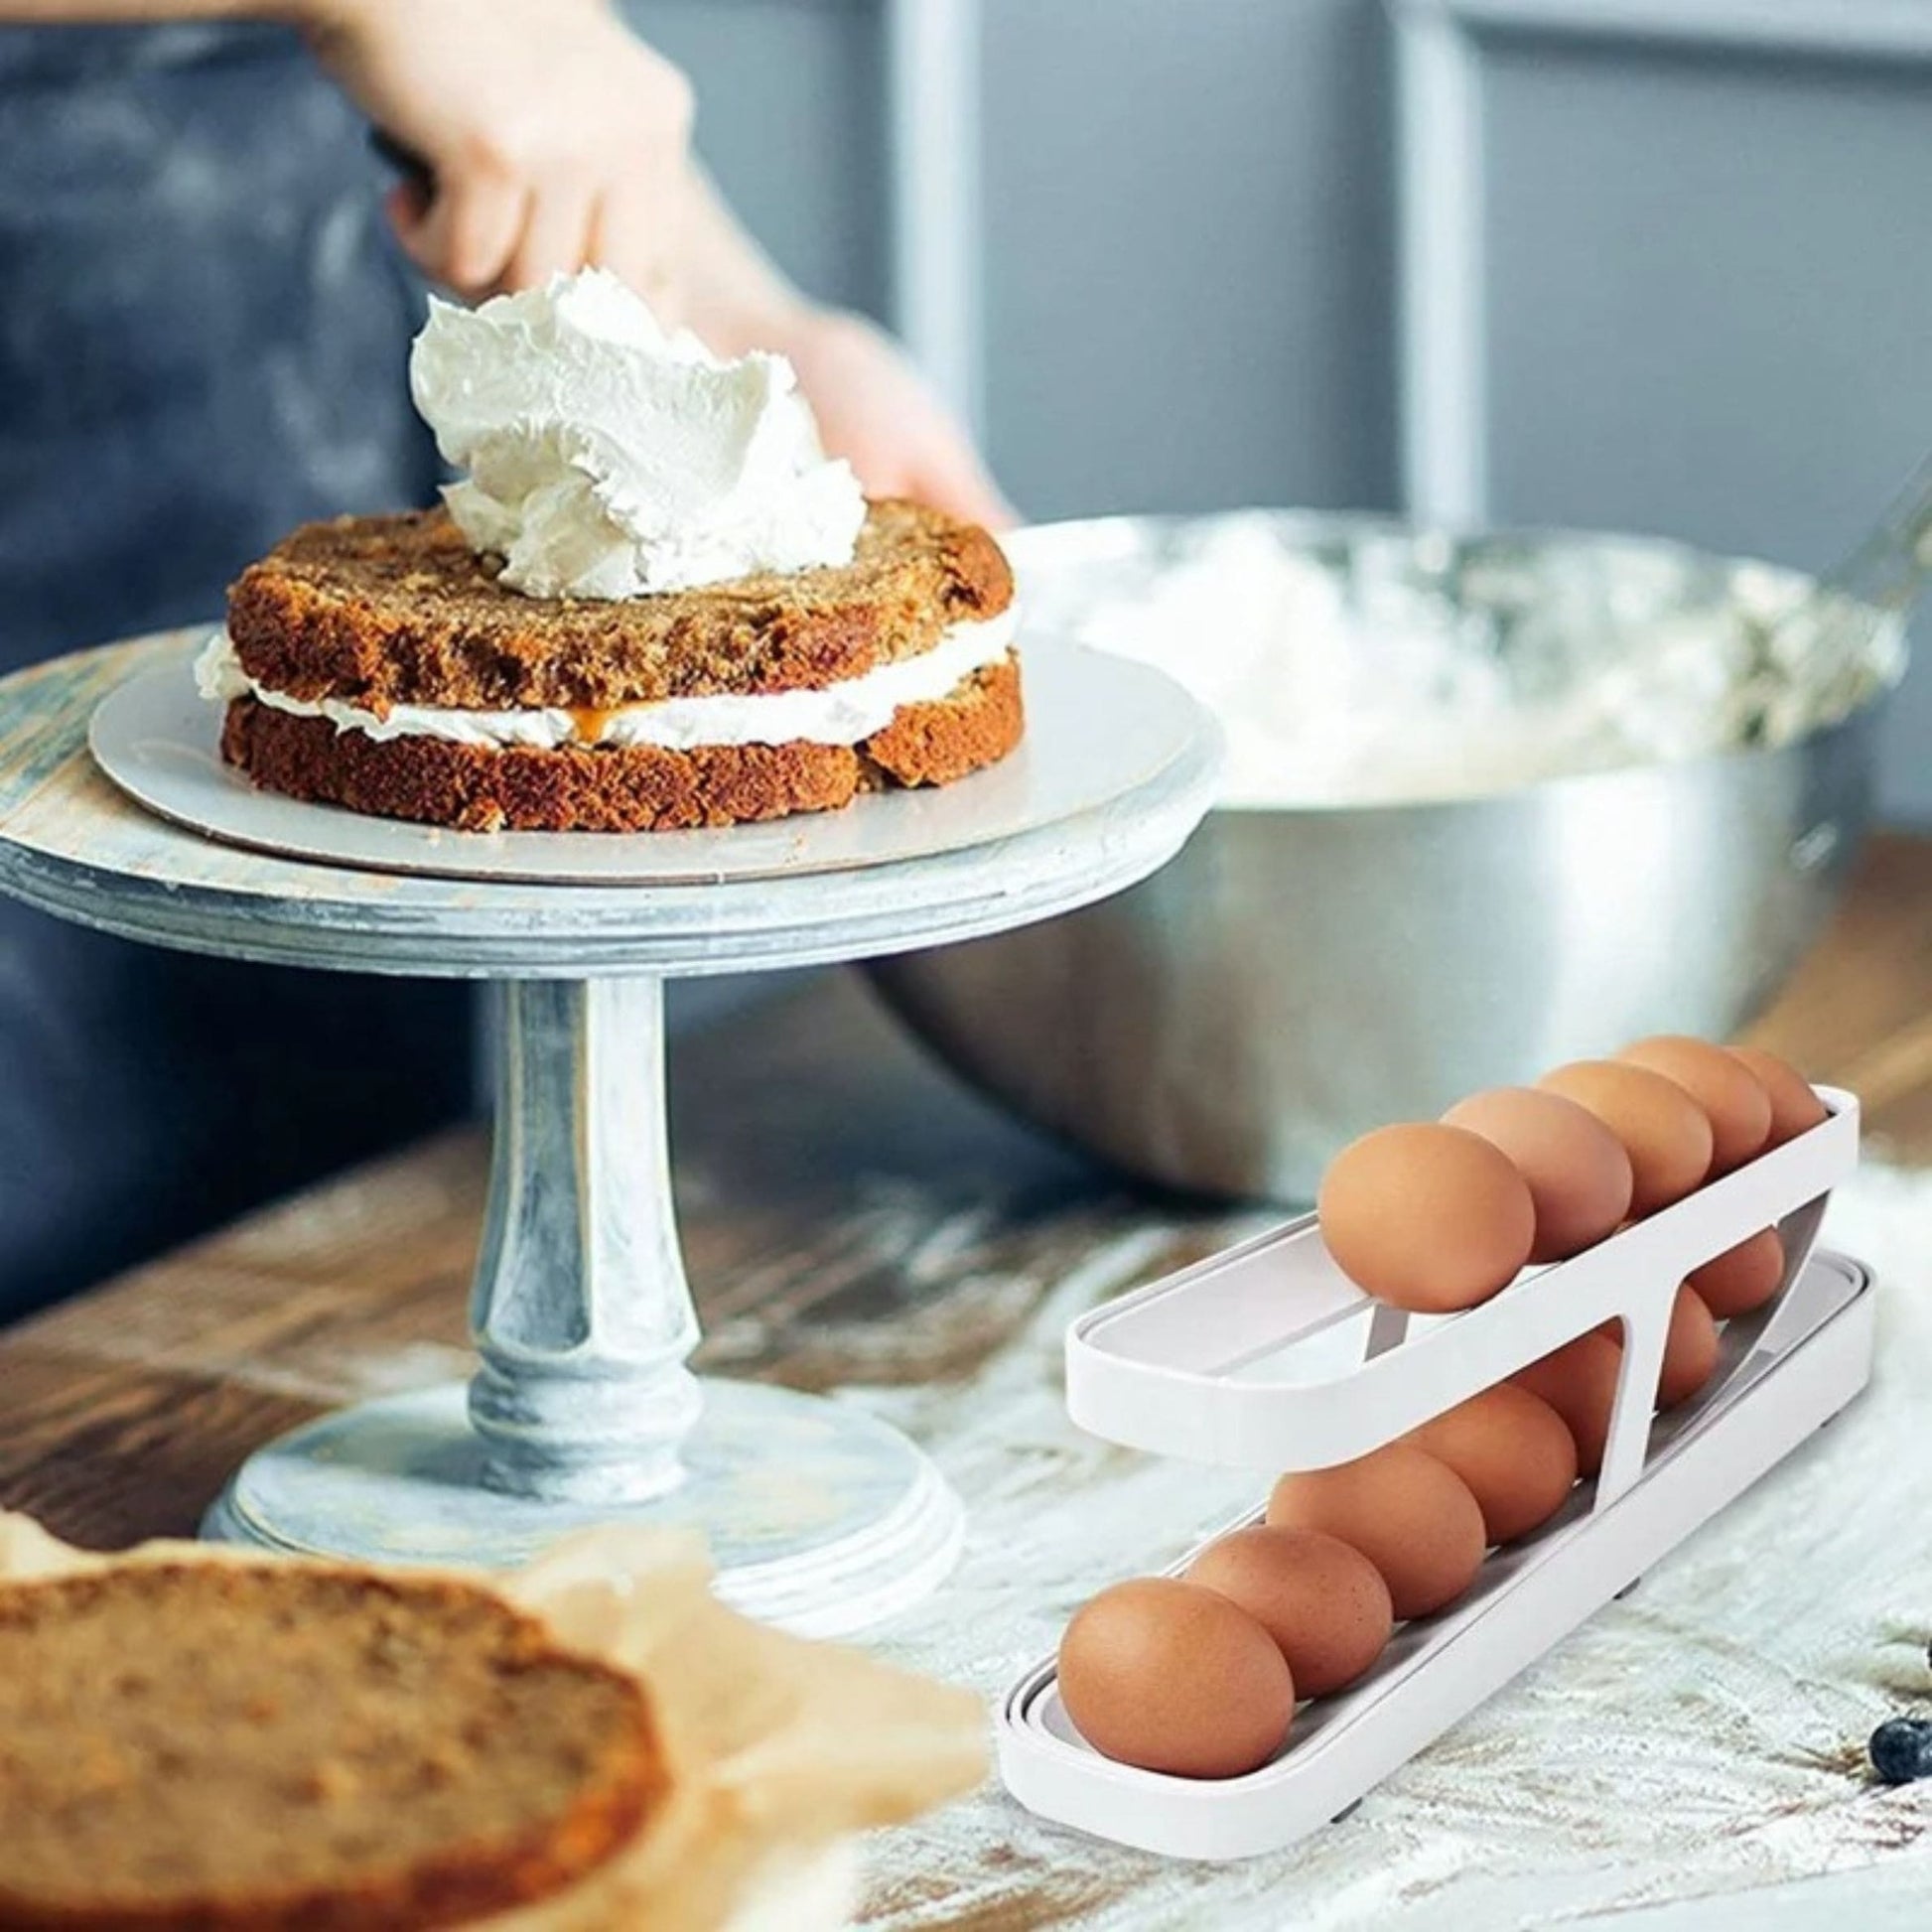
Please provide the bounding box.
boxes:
[227,499,1015,713]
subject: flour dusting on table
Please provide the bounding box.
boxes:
[849,1167,1932,1930]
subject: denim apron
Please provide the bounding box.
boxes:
[0,23,469,1317]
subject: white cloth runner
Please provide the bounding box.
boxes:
[852,1168,1932,1929]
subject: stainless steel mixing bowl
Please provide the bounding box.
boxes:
[868,512,1897,1202]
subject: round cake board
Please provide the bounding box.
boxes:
[89,632,1191,888]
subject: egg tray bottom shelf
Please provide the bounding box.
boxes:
[998,1248,1874,1863]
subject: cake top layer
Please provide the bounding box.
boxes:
[0,1561,663,1930]
[227,498,1015,714]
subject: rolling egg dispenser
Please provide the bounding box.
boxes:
[999,1089,1869,1860]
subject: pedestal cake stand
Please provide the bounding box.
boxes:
[0,630,1219,1636]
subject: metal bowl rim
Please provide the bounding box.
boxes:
[1007,504,1826,594]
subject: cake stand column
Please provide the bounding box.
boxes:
[200,965,969,1636]
[467,977,703,1504]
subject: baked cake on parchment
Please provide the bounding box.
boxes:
[201,269,1024,835]
[0,1513,988,1932]
[0,1562,662,1930]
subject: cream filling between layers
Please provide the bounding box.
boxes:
[197,609,1017,753]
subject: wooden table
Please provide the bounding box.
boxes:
[3,829,1931,1556]
[4,834,1932,1932]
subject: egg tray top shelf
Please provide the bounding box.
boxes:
[1066,1088,1859,1497]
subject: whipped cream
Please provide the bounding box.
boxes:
[409,269,866,600]
[1011,514,1904,808]
[196,614,1015,753]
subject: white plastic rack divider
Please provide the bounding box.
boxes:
[999,1089,1873,1859]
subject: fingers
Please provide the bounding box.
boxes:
[841,426,1018,529]
[382,175,431,238]
[389,170,664,304]
[503,173,599,293]
[914,441,1021,531]
[589,181,682,325]
[334,0,700,304]
[781,312,1016,526]
[388,170,525,297]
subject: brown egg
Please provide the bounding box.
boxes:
[1185,1525,1394,1698]
[1318,1124,1536,1312]
[1658,1285,1721,1407]
[1057,1578,1295,1778]
[1690,1228,1786,1318]
[1512,1331,1625,1476]
[1537,1061,1715,1215]
[1728,1046,1829,1146]
[1443,1088,1634,1262]
[1407,1384,1580,1542]
[1618,1036,1772,1173]
[1267,1444,1486,1619]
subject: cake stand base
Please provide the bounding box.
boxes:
[203,1378,963,1639]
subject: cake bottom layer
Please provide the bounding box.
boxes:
[219,657,1024,832]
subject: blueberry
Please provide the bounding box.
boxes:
[1869,1717,1932,1784]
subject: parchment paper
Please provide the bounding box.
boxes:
[0,1517,987,1931]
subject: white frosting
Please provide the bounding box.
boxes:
[1012,515,1905,809]
[196,612,1016,752]
[409,269,866,600]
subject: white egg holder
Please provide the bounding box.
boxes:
[998,1087,1873,1860]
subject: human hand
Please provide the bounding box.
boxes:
[298,0,696,310]
[297,4,1010,527]
[777,310,1016,530]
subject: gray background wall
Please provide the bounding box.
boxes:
[634,0,1932,823]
